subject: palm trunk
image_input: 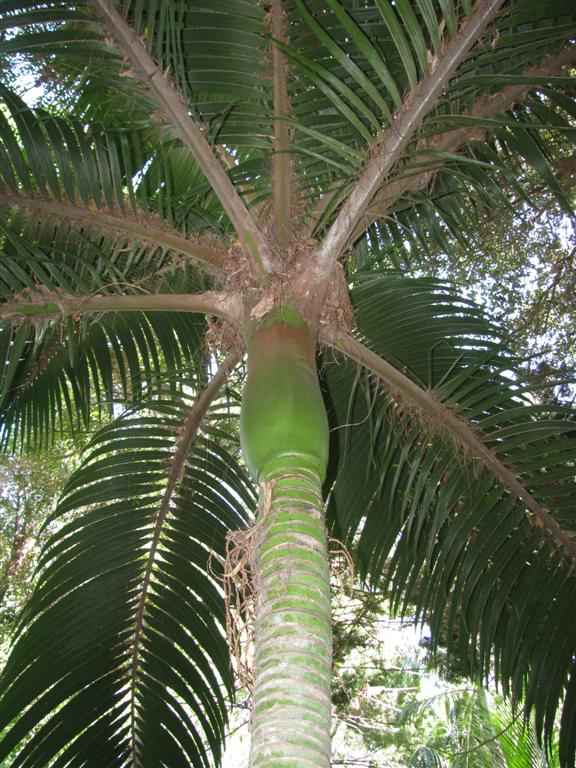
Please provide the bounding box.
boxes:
[250,459,331,766]
[240,307,332,767]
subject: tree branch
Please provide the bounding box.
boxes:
[350,43,576,239]
[300,0,504,300]
[271,0,293,248]
[89,0,275,275]
[128,351,241,763]
[0,193,225,276]
[1,290,242,326]
[321,328,576,563]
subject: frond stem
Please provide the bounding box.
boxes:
[351,43,576,238]
[128,352,242,762]
[89,0,275,275]
[0,194,225,276]
[271,0,293,247]
[302,0,504,300]
[1,291,242,326]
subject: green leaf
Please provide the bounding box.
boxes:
[322,273,576,767]
[374,0,418,89]
[0,391,256,766]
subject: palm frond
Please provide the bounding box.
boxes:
[0,366,255,766]
[0,84,226,275]
[89,0,274,272]
[321,273,576,766]
[0,301,209,449]
[2,0,575,250]
[0,82,230,449]
[299,8,575,260]
[120,0,272,148]
[371,104,576,262]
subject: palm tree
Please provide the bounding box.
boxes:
[0,1,575,766]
